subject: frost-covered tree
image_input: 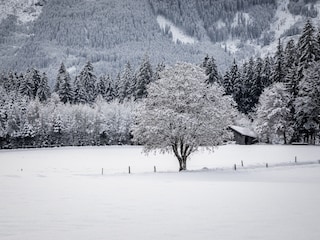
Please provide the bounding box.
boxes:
[133,63,236,171]
[55,63,73,104]
[73,76,87,104]
[297,20,318,70]
[77,61,97,104]
[204,56,220,85]
[36,73,51,102]
[261,56,273,89]
[135,54,153,100]
[272,39,286,83]
[255,82,293,144]
[294,62,320,144]
[284,39,297,72]
[118,62,134,102]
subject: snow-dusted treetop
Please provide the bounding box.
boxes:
[133,62,236,171]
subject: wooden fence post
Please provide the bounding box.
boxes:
[266,163,268,168]
[128,166,131,174]
[102,168,104,175]
[234,164,237,171]
[241,161,244,167]
[295,156,297,163]
[154,166,156,173]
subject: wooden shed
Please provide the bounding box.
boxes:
[228,125,258,145]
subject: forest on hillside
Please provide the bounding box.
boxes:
[0,20,320,148]
[1,0,319,83]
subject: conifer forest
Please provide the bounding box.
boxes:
[1,7,320,148]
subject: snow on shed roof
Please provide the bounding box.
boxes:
[229,125,258,138]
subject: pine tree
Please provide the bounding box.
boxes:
[272,39,286,83]
[135,54,153,100]
[78,61,97,104]
[19,69,34,98]
[73,76,87,104]
[294,62,320,144]
[205,57,220,85]
[251,57,264,106]
[96,75,108,99]
[261,56,273,88]
[55,63,66,93]
[240,58,255,114]
[119,62,134,102]
[284,39,297,73]
[201,54,210,68]
[297,20,317,70]
[154,62,165,81]
[55,63,74,104]
[222,70,231,95]
[36,72,51,102]
[104,75,116,102]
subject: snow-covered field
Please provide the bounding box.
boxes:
[1,144,320,240]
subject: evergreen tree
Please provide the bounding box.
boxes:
[135,54,153,100]
[261,56,273,88]
[251,57,264,106]
[19,69,34,98]
[204,56,220,85]
[104,75,116,102]
[201,54,210,68]
[78,61,97,104]
[294,62,320,144]
[36,72,51,102]
[73,76,87,104]
[272,39,286,83]
[119,62,134,102]
[154,62,165,81]
[240,58,255,114]
[222,70,231,95]
[297,20,317,69]
[96,75,108,99]
[55,63,74,104]
[284,39,297,73]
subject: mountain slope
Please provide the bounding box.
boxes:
[0,0,319,83]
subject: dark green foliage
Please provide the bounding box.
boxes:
[135,55,153,100]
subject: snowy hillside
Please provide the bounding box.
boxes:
[0,0,319,79]
[0,0,43,23]
[1,145,320,240]
[156,15,197,44]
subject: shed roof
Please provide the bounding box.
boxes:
[229,125,258,138]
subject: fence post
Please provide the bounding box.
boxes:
[295,156,297,163]
[266,163,268,168]
[234,164,237,171]
[128,166,131,174]
[154,166,156,173]
[241,161,244,167]
[102,168,104,175]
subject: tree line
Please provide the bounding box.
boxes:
[1,20,320,148]
[219,20,320,144]
[0,54,158,148]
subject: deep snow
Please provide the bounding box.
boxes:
[0,144,320,240]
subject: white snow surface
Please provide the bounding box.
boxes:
[0,0,43,24]
[1,144,320,240]
[156,15,197,44]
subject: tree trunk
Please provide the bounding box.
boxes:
[283,131,287,144]
[172,139,192,172]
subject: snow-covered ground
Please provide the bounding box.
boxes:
[156,15,197,44]
[1,144,320,240]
